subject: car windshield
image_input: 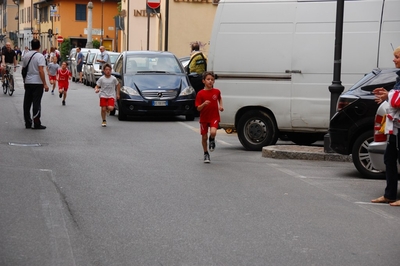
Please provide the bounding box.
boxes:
[110,54,119,64]
[348,69,397,92]
[125,55,182,74]
[88,53,96,63]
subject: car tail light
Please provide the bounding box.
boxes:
[374,114,387,142]
[336,97,357,111]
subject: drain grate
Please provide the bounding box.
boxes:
[8,142,42,147]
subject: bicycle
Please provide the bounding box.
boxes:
[2,64,18,96]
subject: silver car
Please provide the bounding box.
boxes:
[88,51,120,87]
[70,48,100,82]
[83,51,97,86]
[368,101,400,173]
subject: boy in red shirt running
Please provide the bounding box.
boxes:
[57,61,72,106]
[195,71,224,163]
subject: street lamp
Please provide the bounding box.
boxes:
[100,0,105,46]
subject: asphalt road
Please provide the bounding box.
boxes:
[1,70,400,266]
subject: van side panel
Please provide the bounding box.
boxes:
[291,0,382,128]
[209,0,397,132]
[209,1,297,128]
[378,0,400,67]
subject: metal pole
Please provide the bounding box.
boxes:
[147,12,150,50]
[101,0,105,46]
[86,2,93,48]
[324,0,345,153]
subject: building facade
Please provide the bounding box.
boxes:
[120,0,218,57]
[17,0,119,51]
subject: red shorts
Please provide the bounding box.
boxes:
[200,120,219,135]
[100,97,115,107]
[49,75,57,81]
[58,82,69,91]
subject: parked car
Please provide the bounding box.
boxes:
[179,56,190,69]
[112,51,196,121]
[82,51,97,86]
[368,101,400,173]
[329,68,398,179]
[66,48,76,73]
[88,51,120,88]
[70,48,100,82]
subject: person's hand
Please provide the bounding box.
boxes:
[219,106,224,112]
[95,88,100,93]
[116,94,120,100]
[203,100,210,106]
[44,84,49,92]
[373,87,388,104]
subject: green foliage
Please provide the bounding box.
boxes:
[60,38,71,62]
[93,40,100,49]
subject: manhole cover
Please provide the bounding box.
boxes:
[8,142,42,147]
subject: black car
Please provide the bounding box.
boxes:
[112,51,196,121]
[329,68,398,179]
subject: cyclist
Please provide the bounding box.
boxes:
[1,42,17,84]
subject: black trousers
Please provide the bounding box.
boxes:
[23,84,44,128]
[384,134,400,200]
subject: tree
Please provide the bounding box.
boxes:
[60,38,71,62]
[93,39,100,49]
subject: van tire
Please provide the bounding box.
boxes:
[351,130,385,179]
[237,110,278,151]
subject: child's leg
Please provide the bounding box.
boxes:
[209,127,217,139]
[107,105,114,112]
[63,91,67,101]
[101,106,107,120]
[202,133,208,152]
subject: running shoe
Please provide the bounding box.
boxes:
[209,139,216,152]
[204,153,210,163]
[102,120,107,127]
[62,100,65,106]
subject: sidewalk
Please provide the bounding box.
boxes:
[262,145,352,162]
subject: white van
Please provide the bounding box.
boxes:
[208,0,400,150]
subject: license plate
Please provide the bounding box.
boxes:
[152,101,168,106]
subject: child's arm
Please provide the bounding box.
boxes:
[116,83,121,99]
[197,100,210,111]
[94,85,100,93]
[218,98,224,112]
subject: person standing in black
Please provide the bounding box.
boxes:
[23,39,49,129]
[1,42,17,83]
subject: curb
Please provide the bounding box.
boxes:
[262,145,352,162]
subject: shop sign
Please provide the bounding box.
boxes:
[134,10,158,17]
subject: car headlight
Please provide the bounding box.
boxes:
[179,86,195,96]
[121,86,140,96]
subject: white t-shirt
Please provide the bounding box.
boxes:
[22,51,46,84]
[96,75,119,98]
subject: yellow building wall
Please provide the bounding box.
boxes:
[121,0,217,58]
[167,1,217,58]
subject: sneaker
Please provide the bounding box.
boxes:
[204,153,210,163]
[32,125,46,130]
[102,120,107,127]
[51,91,54,95]
[62,100,65,106]
[59,92,62,98]
[209,139,216,152]
[106,110,110,116]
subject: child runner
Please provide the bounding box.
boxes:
[47,56,59,95]
[57,61,72,106]
[195,71,224,163]
[94,63,120,127]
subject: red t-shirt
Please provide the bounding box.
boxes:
[57,68,71,88]
[195,88,221,123]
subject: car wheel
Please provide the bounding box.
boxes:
[185,114,195,121]
[237,110,278,151]
[117,105,127,121]
[351,130,385,179]
[287,132,321,145]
